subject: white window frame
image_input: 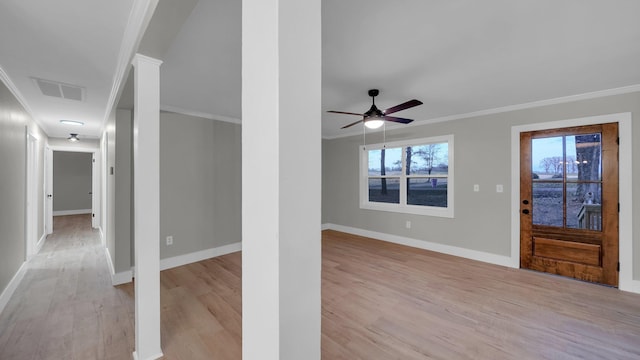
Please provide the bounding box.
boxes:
[359,134,454,218]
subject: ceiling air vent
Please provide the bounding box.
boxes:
[32,78,85,101]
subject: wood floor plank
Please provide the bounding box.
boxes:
[1,317,46,360]
[197,292,242,344]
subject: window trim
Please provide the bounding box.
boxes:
[359,134,454,218]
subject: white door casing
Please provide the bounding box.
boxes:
[45,146,53,235]
[91,153,100,229]
[26,132,39,258]
[46,144,99,232]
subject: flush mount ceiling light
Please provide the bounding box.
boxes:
[68,133,80,142]
[60,120,84,126]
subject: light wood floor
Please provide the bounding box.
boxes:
[321,231,640,359]
[1,217,639,359]
[0,215,135,360]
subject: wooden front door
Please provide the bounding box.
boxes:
[520,123,619,286]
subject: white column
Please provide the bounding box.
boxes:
[131,54,163,360]
[242,0,321,359]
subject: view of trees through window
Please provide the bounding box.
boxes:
[367,142,449,207]
[531,133,602,230]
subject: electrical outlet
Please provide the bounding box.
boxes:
[496,184,504,193]
[473,184,480,192]
[166,235,174,246]
[405,221,411,229]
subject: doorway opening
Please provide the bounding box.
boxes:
[45,146,100,233]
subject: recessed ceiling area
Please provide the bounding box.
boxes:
[2,0,640,140]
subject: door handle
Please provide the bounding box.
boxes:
[522,209,530,215]
[47,194,52,198]
[88,192,92,195]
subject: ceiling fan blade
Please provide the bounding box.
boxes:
[341,119,365,129]
[383,99,423,115]
[327,110,364,116]
[383,116,414,124]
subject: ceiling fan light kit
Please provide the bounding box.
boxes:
[364,117,384,129]
[328,89,423,129]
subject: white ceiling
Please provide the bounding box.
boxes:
[0,0,134,139]
[1,0,640,140]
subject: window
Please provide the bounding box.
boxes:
[360,135,454,217]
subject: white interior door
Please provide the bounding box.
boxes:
[91,152,99,229]
[45,146,53,235]
[26,132,38,258]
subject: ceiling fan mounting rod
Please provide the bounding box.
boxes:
[368,89,379,105]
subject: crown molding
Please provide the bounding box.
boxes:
[160,104,242,125]
[323,84,640,140]
[132,54,163,67]
[102,0,159,130]
[0,65,49,133]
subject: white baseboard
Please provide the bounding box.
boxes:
[132,350,164,360]
[0,261,27,315]
[98,226,105,246]
[620,279,640,294]
[160,242,242,271]
[322,223,515,269]
[104,247,133,286]
[53,209,92,216]
[104,247,115,275]
[112,269,133,286]
[108,242,242,285]
[35,233,47,254]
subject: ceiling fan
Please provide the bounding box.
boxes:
[328,89,423,129]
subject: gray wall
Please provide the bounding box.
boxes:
[115,109,133,272]
[323,91,640,280]
[0,80,47,295]
[105,110,242,273]
[53,151,92,212]
[104,109,134,274]
[160,111,242,259]
[105,110,117,271]
[48,137,100,149]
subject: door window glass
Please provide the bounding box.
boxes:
[531,133,602,231]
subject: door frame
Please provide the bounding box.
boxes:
[26,131,39,259]
[45,146,53,235]
[510,112,634,291]
[46,144,101,231]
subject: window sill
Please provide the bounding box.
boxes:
[360,202,454,218]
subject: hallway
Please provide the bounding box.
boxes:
[0,215,135,359]
[0,214,242,360]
